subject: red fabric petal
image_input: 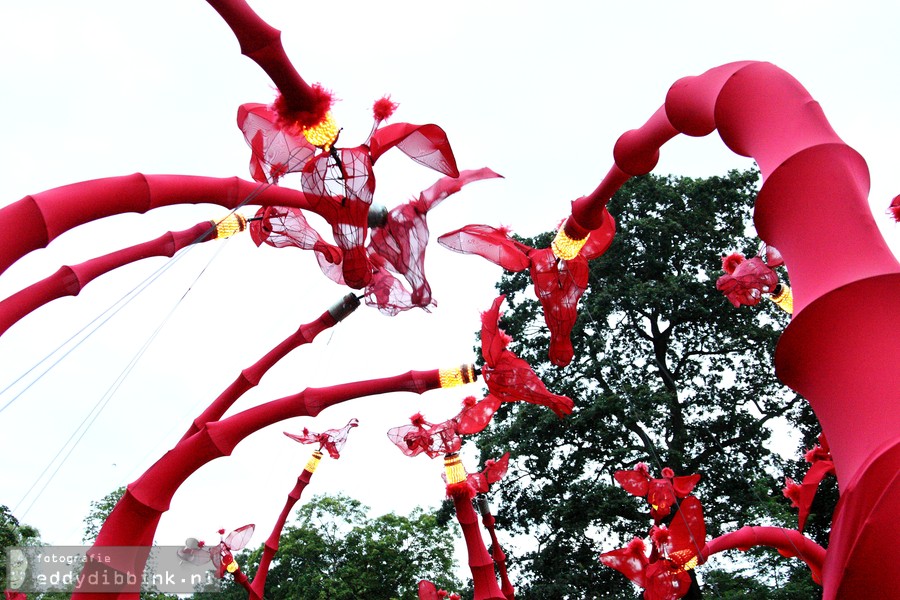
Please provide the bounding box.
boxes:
[237,103,316,183]
[224,524,255,552]
[615,469,650,497]
[668,496,706,567]
[794,459,836,531]
[369,122,459,177]
[482,452,510,484]
[599,538,648,588]
[456,395,501,435]
[417,580,440,600]
[715,255,778,307]
[438,224,531,272]
[671,474,701,497]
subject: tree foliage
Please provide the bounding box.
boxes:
[473,169,828,598]
[206,493,461,600]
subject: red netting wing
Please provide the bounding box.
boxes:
[417,168,503,211]
[224,524,255,552]
[249,206,342,264]
[369,122,459,177]
[456,395,501,435]
[529,248,590,367]
[483,353,574,417]
[369,203,434,308]
[667,496,706,569]
[479,297,575,416]
[177,539,212,566]
[318,417,359,459]
[468,453,509,495]
[438,224,531,272]
[715,256,778,307]
[237,103,316,183]
[302,147,375,289]
[643,561,691,600]
[363,259,418,316]
[671,474,701,497]
[284,427,321,446]
[480,295,514,366]
[791,459,835,531]
[614,469,651,498]
[599,538,649,588]
[387,419,460,458]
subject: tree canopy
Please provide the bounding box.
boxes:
[472,169,828,598]
[206,493,462,600]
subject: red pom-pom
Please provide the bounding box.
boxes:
[462,395,477,408]
[272,83,334,132]
[721,252,746,274]
[890,195,900,222]
[217,528,225,536]
[373,95,399,122]
[410,412,426,426]
[661,467,675,479]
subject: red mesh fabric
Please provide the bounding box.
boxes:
[249,206,342,264]
[466,453,509,494]
[601,496,705,600]
[238,103,316,183]
[715,254,779,307]
[614,463,701,523]
[362,255,417,316]
[480,296,574,417]
[438,224,532,272]
[283,417,359,459]
[369,169,502,310]
[440,224,613,367]
[782,436,835,532]
[387,415,461,458]
[301,147,375,289]
[456,396,501,435]
[369,122,460,177]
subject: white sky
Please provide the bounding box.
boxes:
[1,0,898,572]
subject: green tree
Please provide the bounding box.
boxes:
[473,169,828,598]
[206,493,462,600]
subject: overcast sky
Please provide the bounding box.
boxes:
[1,0,898,572]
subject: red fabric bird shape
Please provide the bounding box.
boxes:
[284,418,359,459]
[479,295,575,417]
[439,215,615,367]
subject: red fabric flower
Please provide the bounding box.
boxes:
[715,243,784,308]
[237,102,462,290]
[614,464,701,522]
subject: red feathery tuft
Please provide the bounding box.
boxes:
[446,480,475,500]
[890,195,900,222]
[410,412,426,426]
[462,395,477,408]
[272,83,334,132]
[661,467,675,479]
[372,95,399,122]
[721,252,745,274]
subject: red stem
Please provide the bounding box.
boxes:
[71,368,443,600]
[452,494,505,600]
[249,466,314,598]
[700,526,826,584]
[204,0,321,114]
[0,174,316,277]
[0,221,216,336]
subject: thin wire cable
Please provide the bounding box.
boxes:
[0,180,274,415]
[15,236,235,520]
